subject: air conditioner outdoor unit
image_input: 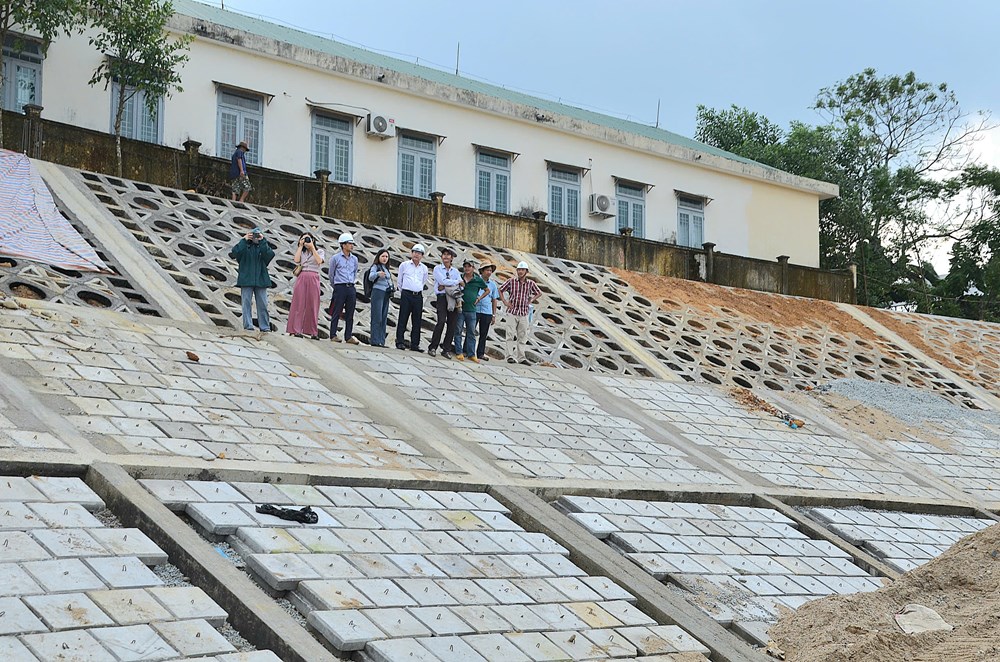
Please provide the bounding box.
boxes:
[366,113,396,139]
[589,193,615,217]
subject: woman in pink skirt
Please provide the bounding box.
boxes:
[286,232,325,338]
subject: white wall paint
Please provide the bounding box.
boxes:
[34,28,823,266]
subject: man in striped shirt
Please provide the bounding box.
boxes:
[499,260,542,365]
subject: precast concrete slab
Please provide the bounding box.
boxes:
[0,472,281,660]
[0,307,455,475]
[806,506,993,573]
[597,377,949,500]
[552,495,887,641]
[345,347,734,487]
[144,479,718,660]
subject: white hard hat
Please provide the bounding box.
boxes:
[516,261,529,270]
[338,232,354,244]
[412,243,426,253]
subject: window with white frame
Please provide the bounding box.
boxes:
[217,89,263,165]
[616,181,646,238]
[475,149,510,213]
[398,133,436,198]
[110,83,162,144]
[1,35,43,112]
[677,194,705,248]
[312,113,353,183]
[548,167,581,227]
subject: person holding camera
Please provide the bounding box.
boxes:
[286,232,325,339]
[328,232,360,344]
[229,228,274,332]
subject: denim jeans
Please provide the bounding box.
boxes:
[240,286,270,331]
[369,287,390,346]
[454,310,477,357]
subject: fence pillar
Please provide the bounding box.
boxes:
[182,140,201,189]
[702,242,716,283]
[22,104,44,159]
[532,211,548,256]
[777,254,790,295]
[430,191,445,236]
[314,169,331,216]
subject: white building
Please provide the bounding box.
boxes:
[6,0,837,266]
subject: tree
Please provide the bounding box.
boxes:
[87,0,190,177]
[0,0,84,146]
[696,70,998,311]
[695,104,784,166]
[814,69,993,307]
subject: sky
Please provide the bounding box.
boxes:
[197,0,1000,270]
[197,0,999,141]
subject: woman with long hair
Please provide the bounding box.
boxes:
[286,232,325,338]
[367,248,394,347]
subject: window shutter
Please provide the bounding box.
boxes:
[334,137,350,183]
[400,153,415,196]
[495,173,508,214]
[313,132,330,173]
[617,200,629,231]
[550,185,563,224]
[692,213,704,246]
[566,188,580,228]
[242,117,261,165]
[678,211,690,246]
[477,170,491,210]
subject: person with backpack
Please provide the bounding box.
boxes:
[366,248,394,347]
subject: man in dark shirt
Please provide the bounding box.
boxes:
[229,228,274,331]
[229,141,251,202]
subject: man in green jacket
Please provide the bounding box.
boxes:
[229,228,275,332]
[453,260,488,362]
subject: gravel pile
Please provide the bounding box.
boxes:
[818,379,1000,426]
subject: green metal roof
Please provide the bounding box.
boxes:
[174,0,783,174]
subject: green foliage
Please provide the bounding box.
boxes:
[0,0,86,142]
[87,0,191,175]
[694,105,784,166]
[697,68,999,315]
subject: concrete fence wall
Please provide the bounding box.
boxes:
[4,108,855,302]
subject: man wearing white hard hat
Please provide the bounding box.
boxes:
[328,232,360,344]
[396,243,429,351]
[499,260,542,364]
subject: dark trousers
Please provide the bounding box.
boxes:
[428,293,458,352]
[396,291,423,348]
[476,313,493,359]
[329,283,357,340]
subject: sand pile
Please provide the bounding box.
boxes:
[769,521,1000,662]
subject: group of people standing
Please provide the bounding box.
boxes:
[230,230,542,365]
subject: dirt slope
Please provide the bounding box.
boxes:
[769,522,1000,662]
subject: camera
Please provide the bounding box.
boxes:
[303,236,312,244]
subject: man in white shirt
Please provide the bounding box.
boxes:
[427,247,461,358]
[395,244,429,351]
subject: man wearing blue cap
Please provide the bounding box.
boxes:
[229,228,274,332]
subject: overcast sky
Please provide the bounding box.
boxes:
[198,0,998,146]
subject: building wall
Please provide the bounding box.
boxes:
[35,25,825,266]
